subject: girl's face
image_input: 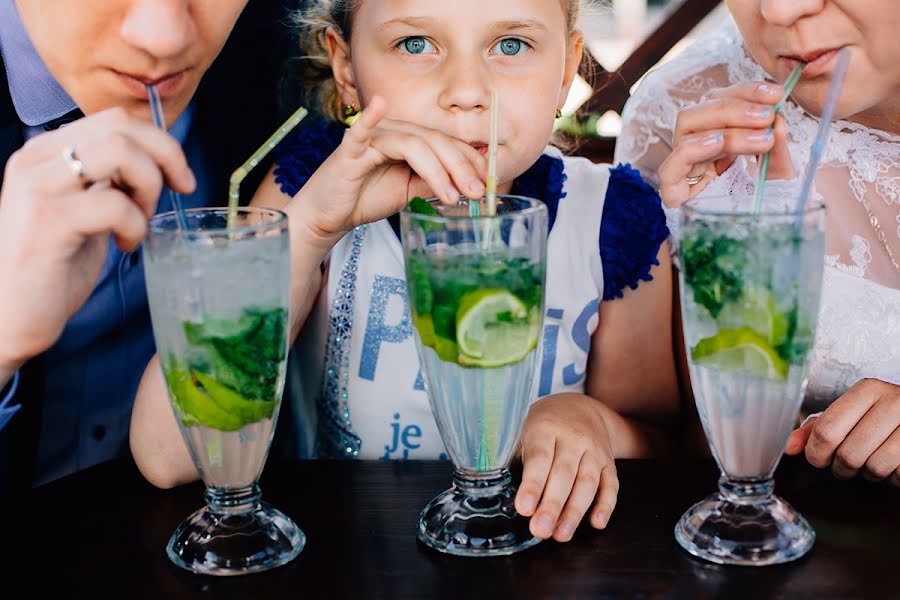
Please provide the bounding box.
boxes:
[726,0,900,132]
[330,0,583,190]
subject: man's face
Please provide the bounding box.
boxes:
[15,0,248,126]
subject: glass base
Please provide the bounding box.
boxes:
[416,469,541,557]
[167,485,305,576]
[675,478,814,566]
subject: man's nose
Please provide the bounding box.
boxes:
[120,0,196,61]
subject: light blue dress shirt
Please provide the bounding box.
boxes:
[0,0,213,484]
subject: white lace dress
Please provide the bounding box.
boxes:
[615,18,900,409]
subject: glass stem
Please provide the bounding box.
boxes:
[205,483,262,515]
[453,468,510,497]
[718,475,774,505]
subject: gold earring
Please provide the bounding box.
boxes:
[555,108,563,119]
[344,103,359,125]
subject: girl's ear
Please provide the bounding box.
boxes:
[326,27,361,108]
[558,29,585,111]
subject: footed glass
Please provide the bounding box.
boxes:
[401,196,548,556]
[144,208,304,575]
[675,203,827,566]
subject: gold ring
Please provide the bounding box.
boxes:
[686,174,703,186]
[61,146,91,187]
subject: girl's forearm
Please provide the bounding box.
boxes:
[594,399,672,458]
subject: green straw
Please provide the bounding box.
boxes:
[753,63,805,214]
[227,106,309,229]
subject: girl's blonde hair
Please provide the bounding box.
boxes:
[289,0,591,123]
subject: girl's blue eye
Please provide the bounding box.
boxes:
[493,38,528,56]
[400,37,435,55]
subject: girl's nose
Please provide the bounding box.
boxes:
[437,53,491,113]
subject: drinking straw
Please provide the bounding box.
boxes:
[485,90,500,217]
[147,84,188,230]
[226,105,309,229]
[793,48,850,224]
[752,62,805,214]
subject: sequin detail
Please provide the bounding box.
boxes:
[314,226,366,458]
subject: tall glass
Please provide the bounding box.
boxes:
[675,202,827,566]
[144,208,304,575]
[401,196,548,556]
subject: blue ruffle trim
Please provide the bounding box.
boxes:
[273,118,345,197]
[600,164,669,301]
[513,153,567,234]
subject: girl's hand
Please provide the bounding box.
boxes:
[657,82,793,208]
[292,96,487,247]
[514,393,618,542]
[785,379,900,484]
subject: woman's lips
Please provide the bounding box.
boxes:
[112,69,188,99]
[784,48,842,79]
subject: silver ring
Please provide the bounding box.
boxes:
[686,174,703,186]
[61,145,91,186]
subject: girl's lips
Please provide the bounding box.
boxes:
[469,142,489,156]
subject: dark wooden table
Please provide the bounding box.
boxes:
[5,457,898,599]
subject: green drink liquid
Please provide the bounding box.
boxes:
[162,306,287,431]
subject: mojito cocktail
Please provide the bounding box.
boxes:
[675,203,826,566]
[144,207,304,575]
[402,196,547,556]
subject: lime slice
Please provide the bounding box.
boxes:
[456,290,539,367]
[193,371,275,425]
[164,369,244,431]
[411,311,436,348]
[716,289,789,346]
[691,327,790,380]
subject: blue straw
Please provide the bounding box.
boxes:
[147,84,189,230]
[793,48,851,226]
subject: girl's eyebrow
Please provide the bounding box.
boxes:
[376,17,549,34]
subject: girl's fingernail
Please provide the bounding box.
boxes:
[557,523,574,539]
[520,495,536,514]
[747,129,774,142]
[537,515,554,534]
[747,105,773,119]
[446,185,460,200]
[469,180,484,196]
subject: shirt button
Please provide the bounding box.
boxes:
[92,425,107,441]
[130,251,141,267]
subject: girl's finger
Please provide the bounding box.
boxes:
[805,384,880,469]
[369,132,461,205]
[417,134,486,199]
[515,433,555,517]
[551,454,602,542]
[590,461,619,529]
[530,444,582,539]
[342,95,389,159]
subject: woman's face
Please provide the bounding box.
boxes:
[16,0,248,126]
[331,0,582,190]
[726,0,900,131]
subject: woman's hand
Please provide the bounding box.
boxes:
[514,393,618,542]
[657,82,793,208]
[785,379,900,484]
[289,96,487,249]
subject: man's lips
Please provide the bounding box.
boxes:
[782,48,843,79]
[111,69,188,99]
